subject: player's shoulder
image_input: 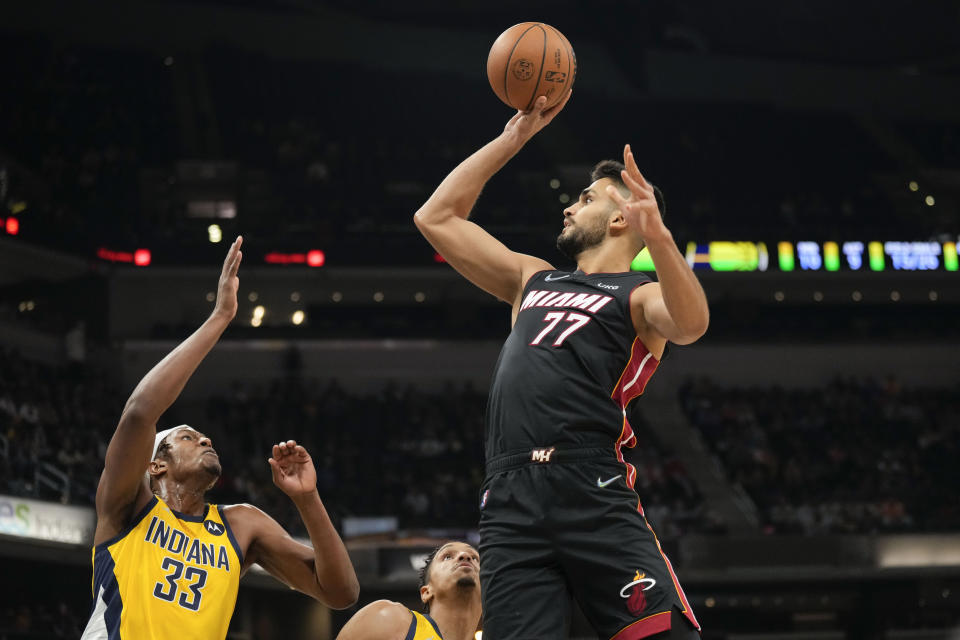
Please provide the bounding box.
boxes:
[338,600,412,640]
[586,269,653,282]
[359,600,412,623]
[220,502,263,518]
[219,502,275,532]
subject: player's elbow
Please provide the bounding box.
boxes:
[118,400,152,428]
[673,316,709,345]
[413,207,437,231]
[319,578,360,610]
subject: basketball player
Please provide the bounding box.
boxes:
[81,237,359,640]
[413,92,708,639]
[335,541,481,640]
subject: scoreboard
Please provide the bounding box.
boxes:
[631,241,959,273]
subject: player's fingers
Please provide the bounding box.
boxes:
[620,170,651,197]
[230,247,243,276]
[623,147,651,189]
[221,239,237,274]
[522,95,547,115]
[543,90,572,117]
[229,238,244,275]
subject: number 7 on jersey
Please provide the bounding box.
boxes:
[529,311,591,347]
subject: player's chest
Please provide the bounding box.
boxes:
[514,286,630,348]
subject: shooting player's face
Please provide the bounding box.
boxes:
[557,178,620,260]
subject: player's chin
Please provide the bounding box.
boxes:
[203,460,223,477]
[456,575,478,589]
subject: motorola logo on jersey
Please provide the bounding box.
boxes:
[204,520,225,536]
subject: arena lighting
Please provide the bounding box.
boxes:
[97,247,151,266]
[629,240,960,273]
[207,224,222,243]
[5,217,19,235]
[263,250,326,267]
[133,249,152,267]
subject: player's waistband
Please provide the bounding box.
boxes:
[485,446,614,475]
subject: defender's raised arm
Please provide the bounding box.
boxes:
[94,238,243,544]
[413,93,571,305]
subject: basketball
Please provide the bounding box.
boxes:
[486,22,576,111]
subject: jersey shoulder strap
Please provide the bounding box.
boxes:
[405,609,443,640]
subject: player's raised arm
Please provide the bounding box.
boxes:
[413,92,571,304]
[227,440,359,609]
[607,145,710,344]
[94,238,243,542]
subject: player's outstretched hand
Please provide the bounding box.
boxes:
[503,90,572,142]
[268,440,318,498]
[605,144,670,243]
[213,236,243,321]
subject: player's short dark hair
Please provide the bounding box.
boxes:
[591,160,666,219]
[417,544,445,613]
[154,441,172,460]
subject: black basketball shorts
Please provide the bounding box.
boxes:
[478,447,700,640]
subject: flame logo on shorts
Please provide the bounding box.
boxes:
[620,570,657,616]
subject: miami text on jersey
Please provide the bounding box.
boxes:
[519,290,614,313]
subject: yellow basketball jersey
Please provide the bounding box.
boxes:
[80,496,242,640]
[405,609,443,640]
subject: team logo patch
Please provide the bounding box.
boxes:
[203,520,225,536]
[512,59,535,80]
[620,570,657,616]
[479,490,490,509]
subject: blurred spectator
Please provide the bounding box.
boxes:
[680,376,960,534]
[0,349,714,539]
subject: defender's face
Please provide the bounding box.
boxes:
[423,542,481,603]
[161,427,221,480]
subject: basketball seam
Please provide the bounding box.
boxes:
[524,24,548,111]
[503,24,540,108]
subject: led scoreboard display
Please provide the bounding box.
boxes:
[630,241,959,273]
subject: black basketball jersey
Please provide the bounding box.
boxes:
[486,269,660,482]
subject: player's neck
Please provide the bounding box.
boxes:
[576,241,633,275]
[155,481,207,516]
[431,598,481,640]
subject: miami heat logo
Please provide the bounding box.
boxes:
[620,570,657,616]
